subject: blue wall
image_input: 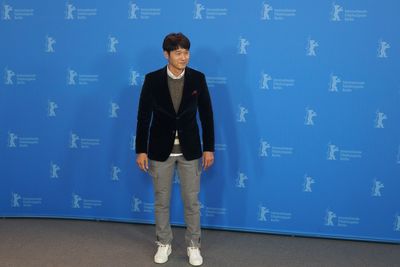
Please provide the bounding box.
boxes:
[1,0,399,243]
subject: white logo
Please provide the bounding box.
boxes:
[329,74,341,92]
[371,179,384,197]
[11,192,21,207]
[108,36,119,53]
[7,132,18,148]
[69,132,80,148]
[261,2,273,20]
[72,193,82,208]
[193,1,205,19]
[4,67,15,85]
[48,100,58,117]
[303,174,315,192]
[306,38,319,56]
[109,102,119,118]
[64,2,96,20]
[394,214,400,231]
[329,74,365,93]
[111,165,121,181]
[374,110,387,128]
[128,1,160,20]
[65,2,76,20]
[45,35,56,53]
[67,68,78,85]
[260,71,272,90]
[128,1,139,19]
[377,40,390,58]
[325,209,337,226]
[331,3,343,21]
[238,37,250,55]
[130,70,140,87]
[236,172,248,188]
[258,205,270,221]
[7,132,39,148]
[3,68,37,86]
[132,196,142,212]
[2,4,13,20]
[304,107,317,126]
[50,162,60,178]
[259,139,270,157]
[237,104,248,122]
[327,143,339,160]
[66,69,98,85]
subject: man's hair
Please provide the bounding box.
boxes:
[162,32,190,53]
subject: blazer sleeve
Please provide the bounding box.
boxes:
[135,75,153,154]
[198,73,215,152]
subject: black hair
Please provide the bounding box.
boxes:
[162,32,190,53]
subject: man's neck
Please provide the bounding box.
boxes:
[167,65,184,76]
[167,65,185,79]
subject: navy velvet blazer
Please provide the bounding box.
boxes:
[135,66,214,161]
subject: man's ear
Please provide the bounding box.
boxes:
[163,51,169,60]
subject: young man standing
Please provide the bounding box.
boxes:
[135,32,214,266]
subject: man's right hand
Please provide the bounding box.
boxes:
[136,153,148,172]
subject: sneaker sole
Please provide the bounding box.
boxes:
[189,259,203,266]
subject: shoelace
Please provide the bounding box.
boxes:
[156,241,170,248]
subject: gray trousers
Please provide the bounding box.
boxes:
[149,156,202,247]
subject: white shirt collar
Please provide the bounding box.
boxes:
[167,65,185,80]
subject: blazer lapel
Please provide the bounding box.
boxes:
[177,68,191,115]
[159,66,177,115]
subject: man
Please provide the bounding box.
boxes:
[135,32,214,266]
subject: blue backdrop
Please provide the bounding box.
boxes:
[1,0,399,243]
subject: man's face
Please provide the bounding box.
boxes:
[164,47,190,72]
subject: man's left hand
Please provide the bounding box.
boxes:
[202,151,214,170]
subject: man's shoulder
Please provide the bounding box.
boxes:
[186,67,205,79]
[145,67,166,79]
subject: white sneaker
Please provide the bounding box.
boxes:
[154,242,172,264]
[187,247,203,266]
